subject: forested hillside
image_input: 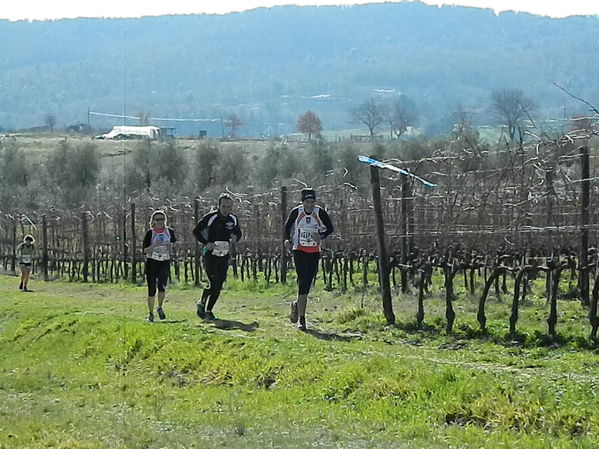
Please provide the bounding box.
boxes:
[0,1,598,136]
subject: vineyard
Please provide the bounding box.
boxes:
[1,129,599,338]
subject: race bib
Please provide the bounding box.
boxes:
[298,228,318,247]
[151,246,169,261]
[212,241,230,256]
[21,255,32,264]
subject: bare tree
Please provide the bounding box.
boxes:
[387,95,418,138]
[349,98,385,139]
[490,89,536,143]
[448,104,484,161]
[44,113,57,132]
[296,110,322,140]
[138,110,151,126]
[226,113,243,138]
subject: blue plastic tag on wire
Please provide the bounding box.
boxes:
[358,155,437,188]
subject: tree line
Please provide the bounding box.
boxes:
[0,2,597,134]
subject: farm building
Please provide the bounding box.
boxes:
[96,125,161,140]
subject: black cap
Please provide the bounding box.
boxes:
[301,189,316,201]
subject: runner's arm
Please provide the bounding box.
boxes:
[284,208,299,241]
[192,215,211,244]
[231,216,242,242]
[318,208,334,239]
[142,230,155,255]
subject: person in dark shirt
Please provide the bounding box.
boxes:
[142,210,177,322]
[284,188,334,330]
[193,194,242,320]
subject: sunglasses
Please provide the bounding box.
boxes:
[154,217,165,221]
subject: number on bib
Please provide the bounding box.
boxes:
[212,241,230,256]
[298,228,318,247]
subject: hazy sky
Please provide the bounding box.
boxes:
[2,0,599,21]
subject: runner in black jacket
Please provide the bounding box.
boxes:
[193,194,242,320]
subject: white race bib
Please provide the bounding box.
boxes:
[212,241,230,256]
[151,247,169,261]
[21,255,32,264]
[298,228,318,247]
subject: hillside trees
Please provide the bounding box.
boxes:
[125,140,154,194]
[193,141,220,190]
[449,104,483,152]
[336,142,363,188]
[308,139,334,176]
[138,110,151,126]
[297,110,322,140]
[0,4,598,134]
[349,99,385,139]
[279,145,300,179]
[226,113,244,138]
[155,140,188,185]
[218,145,248,185]
[44,113,57,132]
[387,95,418,138]
[490,89,537,143]
[69,143,101,189]
[46,140,100,204]
[0,141,28,188]
[256,145,282,187]
[124,140,188,195]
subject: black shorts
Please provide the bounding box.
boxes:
[293,250,320,295]
[203,253,230,292]
[145,259,170,296]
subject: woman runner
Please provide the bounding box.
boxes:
[142,211,177,322]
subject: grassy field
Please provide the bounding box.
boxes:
[1,273,599,449]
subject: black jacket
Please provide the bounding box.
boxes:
[193,211,242,244]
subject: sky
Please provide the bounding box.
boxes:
[1,0,599,21]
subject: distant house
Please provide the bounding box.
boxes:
[95,125,161,140]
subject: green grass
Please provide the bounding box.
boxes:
[1,274,599,448]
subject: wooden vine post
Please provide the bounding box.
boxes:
[130,202,137,284]
[42,215,49,281]
[11,220,17,274]
[280,186,288,284]
[580,145,590,306]
[81,212,90,283]
[400,175,410,293]
[122,207,128,280]
[194,198,201,286]
[369,162,395,325]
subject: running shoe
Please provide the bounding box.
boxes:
[290,301,298,323]
[205,310,216,320]
[196,301,206,319]
[19,281,23,290]
[148,312,154,322]
[298,316,307,331]
[157,307,166,320]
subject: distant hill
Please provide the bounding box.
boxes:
[0,2,597,136]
